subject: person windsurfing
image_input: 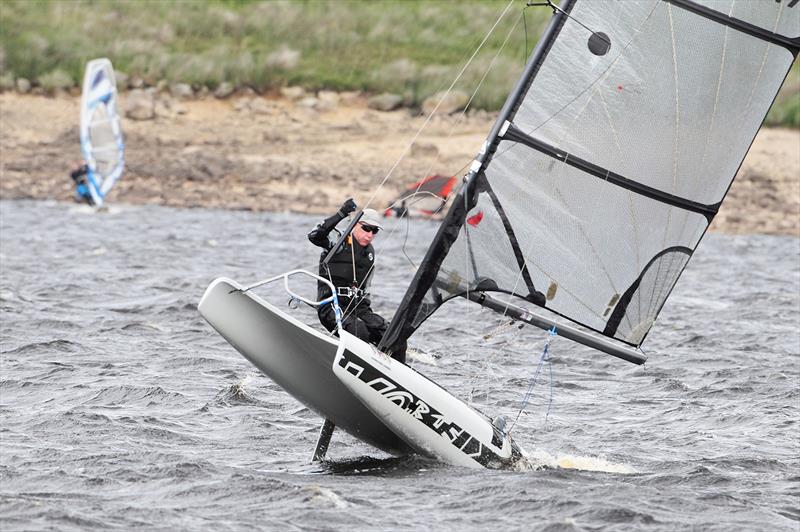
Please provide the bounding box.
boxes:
[69,161,94,206]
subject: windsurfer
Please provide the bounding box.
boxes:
[308,199,388,348]
[69,162,94,205]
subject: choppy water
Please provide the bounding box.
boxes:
[1,199,798,531]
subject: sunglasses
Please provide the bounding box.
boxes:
[359,223,380,234]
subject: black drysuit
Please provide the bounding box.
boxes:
[308,211,387,346]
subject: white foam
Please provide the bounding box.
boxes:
[302,485,349,508]
[518,448,636,474]
[406,349,437,366]
[239,373,254,388]
[69,204,97,214]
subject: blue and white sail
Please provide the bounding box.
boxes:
[80,58,125,207]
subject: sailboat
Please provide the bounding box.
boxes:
[199,0,798,468]
[79,58,125,207]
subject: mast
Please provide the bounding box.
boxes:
[380,0,575,357]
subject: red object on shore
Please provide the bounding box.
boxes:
[384,174,457,218]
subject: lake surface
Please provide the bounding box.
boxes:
[1,199,798,531]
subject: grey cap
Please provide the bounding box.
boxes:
[359,208,383,229]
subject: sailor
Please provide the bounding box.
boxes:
[69,162,95,205]
[308,199,388,348]
[391,199,408,218]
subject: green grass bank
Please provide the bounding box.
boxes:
[0,0,797,125]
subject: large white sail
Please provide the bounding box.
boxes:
[381,0,799,356]
[80,58,125,206]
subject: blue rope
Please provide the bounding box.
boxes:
[324,294,344,330]
[508,326,557,433]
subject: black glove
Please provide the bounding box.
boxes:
[337,198,357,217]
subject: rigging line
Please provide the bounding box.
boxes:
[376,10,525,273]
[340,198,454,321]
[388,191,453,269]
[366,7,525,290]
[505,1,660,152]
[407,11,525,197]
[398,10,527,312]
[508,325,557,434]
[354,0,520,313]
[360,0,517,213]
[400,208,414,269]
[528,0,611,47]
[397,161,471,270]
[472,319,524,407]
[385,190,449,219]
[350,235,357,285]
[523,5,530,62]
[347,183,462,318]
[337,198,422,322]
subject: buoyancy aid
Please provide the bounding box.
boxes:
[317,235,374,305]
[308,212,375,308]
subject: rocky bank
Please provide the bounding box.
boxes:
[0,91,798,236]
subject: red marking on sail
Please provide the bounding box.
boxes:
[467,211,483,226]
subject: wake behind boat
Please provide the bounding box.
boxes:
[200,0,798,468]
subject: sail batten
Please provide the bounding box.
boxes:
[666,0,800,51]
[502,124,720,221]
[381,0,797,358]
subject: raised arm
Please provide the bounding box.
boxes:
[307,198,357,250]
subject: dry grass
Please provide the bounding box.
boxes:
[0,0,797,122]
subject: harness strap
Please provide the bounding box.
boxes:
[336,286,366,298]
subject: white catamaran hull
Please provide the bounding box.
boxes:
[334,330,520,468]
[198,278,410,455]
[199,277,520,468]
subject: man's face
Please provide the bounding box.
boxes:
[353,222,379,247]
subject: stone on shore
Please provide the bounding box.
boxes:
[368,93,403,111]
[280,86,306,100]
[126,89,155,120]
[214,82,235,99]
[170,83,193,100]
[422,90,469,115]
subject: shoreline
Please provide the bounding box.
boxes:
[1,93,798,236]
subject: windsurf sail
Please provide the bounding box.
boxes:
[80,58,125,207]
[381,0,799,360]
[384,174,457,218]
